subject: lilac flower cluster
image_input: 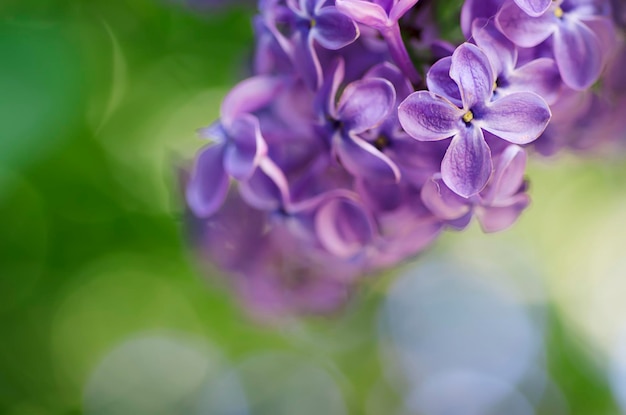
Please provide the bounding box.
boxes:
[185,0,626,318]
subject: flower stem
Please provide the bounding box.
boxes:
[382,23,420,85]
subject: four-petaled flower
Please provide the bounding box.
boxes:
[421,144,531,233]
[318,59,400,182]
[496,0,615,90]
[186,76,284,217]
[398,43,551,197]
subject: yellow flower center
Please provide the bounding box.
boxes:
[554,6,564,18]
[462,111,474,123]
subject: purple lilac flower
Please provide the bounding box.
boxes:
[533,36,626,154]
[186,76,284,217]
[398,43,551,197]
[183,0,624,317]
[421,144,530,233]
[263,0,359,88]
[496,0,615,90]
[471,19,562,103]
[428,19,562,106]
[317,59,400,182]
[315,193,378,258]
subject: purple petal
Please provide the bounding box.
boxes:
[450,43,496,109]
[315,196,375,258]
[398,91,463,141]
[238,158,290,211]
[426,57,462,107]
[483,145,527,201]
[286,0,301,14]
[334,132,401,182]
[506,58,562,104]
[186,144,229,218]
[389,0,420,21]
[220,76,284,125]
[496,0,558,48]
[580,16,617,63]
[441,126,492,197]
[374,0,394,13]
[553,18,603,90]
[461,0,505,38]
[480,92,551,144]
[514,0,551,16]
[224,114,267,180]
[365,62,413,103]
[300,0,323,15]
[313,7,359,50]
[475,193,530,232]
[293,30,323,90]
[431,40,456,61]
[198,121,228,143]
[315,58,345,120]
[471,18,517,77]
[356,178,403,212]
[224,144,257,182]
[421,175,471,220]
[386,137,447,185]
[335,0,389,28]
[336,78,395,134]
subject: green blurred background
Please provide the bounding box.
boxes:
[2,1,626,414]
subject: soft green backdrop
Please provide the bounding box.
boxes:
[1,1,626,414]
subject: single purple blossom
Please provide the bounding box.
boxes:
[186,76,284,217]
[472,19,562,103]
[315,193,379,258]
[398,43,551,197]
[421,145,530,233]
[496,0,616,90]
[265,0,359,88]
[428,19,562,105]
[317,59,400,182]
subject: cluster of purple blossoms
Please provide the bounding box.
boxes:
[185,0,626,319]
